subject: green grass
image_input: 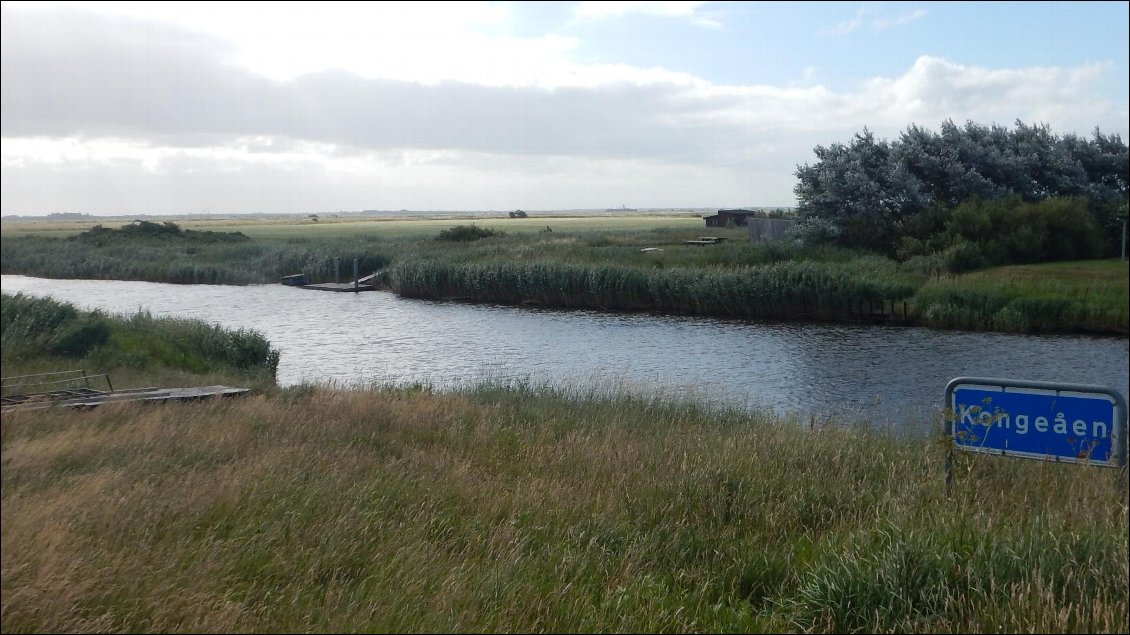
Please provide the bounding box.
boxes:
[1,293,280,389]
[4,216,1127,334]
[2,382,1126,633]
[912,259,1130,333]
[0,213,706,240]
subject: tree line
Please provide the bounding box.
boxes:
[793,120,1128,269]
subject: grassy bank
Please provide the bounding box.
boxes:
[3,216,1127,334]
[2,382,1127,633]
[1,293,279,389]
[913,260,1130,333]
[0,229,391,286]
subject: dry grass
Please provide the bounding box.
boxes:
[3,384,1126,633]
[1,213,706,240]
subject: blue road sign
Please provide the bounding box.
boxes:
[946,377,1127,468]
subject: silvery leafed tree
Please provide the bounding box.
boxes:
[792,120,1129,265]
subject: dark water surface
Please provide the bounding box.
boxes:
[4,275,1127,431]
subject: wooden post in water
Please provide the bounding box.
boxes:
[353,258,359,292]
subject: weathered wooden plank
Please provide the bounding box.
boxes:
[1,386,251,413]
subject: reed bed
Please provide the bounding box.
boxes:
[0,235,390,286]
[4,222,1127,334]
[387,256,919,321]
[2,382,1126,633]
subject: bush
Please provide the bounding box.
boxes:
[789,217,841,247]
[1,293,280,379]
[941,240,986,273]
[436,225,501,242]
[51,318,112,357]
[944,197,1103,266]
[0,293,110,359]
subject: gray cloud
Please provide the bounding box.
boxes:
[3,5,1125,215]
[1,6,757,165]
[5,6,1126,164]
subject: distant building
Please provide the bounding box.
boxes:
[747,217,796,242]
[703,209,763,227]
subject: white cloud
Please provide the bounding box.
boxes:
[873,8,928,31]
[860,56,1117,136]
[824,4,928,36]
[826,5,867,36]
[573,1,722,29]
[2,4,1126,215]
[7,1,578,86]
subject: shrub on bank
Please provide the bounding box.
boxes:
[436,225,502,242]
[1,293,280,380]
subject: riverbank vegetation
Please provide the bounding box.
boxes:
[0,293,279,388]
[914,260,1130,333]
[2,290,1127,633]
[3,214,1127,334]
[1,220,391,286]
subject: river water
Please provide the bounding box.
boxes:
[3,275,1127,431]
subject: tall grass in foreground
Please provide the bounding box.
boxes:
[2,383,1126,633]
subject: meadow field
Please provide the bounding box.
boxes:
[0,211,706,240]
[2,213,1127,334]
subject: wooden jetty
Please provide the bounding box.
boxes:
[684,236,727,246]
[2,385,251,413]
[297,280,379,293]
[283,264,381,292]
[1,370,250,413]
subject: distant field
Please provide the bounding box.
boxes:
[0,213,707,239]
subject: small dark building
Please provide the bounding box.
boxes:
[748,217,796,242]
[703,208,763,227]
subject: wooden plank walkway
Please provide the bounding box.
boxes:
[684,236,727,246]
[2,385,251,413]
[297,282,379,292]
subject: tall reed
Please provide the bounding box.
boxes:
[1,234,390,285]
[388,257,918,320]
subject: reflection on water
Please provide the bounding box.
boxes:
[3,275,1127,431]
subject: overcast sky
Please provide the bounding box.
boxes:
[2,1,1127,216]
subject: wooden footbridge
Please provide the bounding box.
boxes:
[1,370,250,413]
[282,257,381,292]
[289,273,380,293]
